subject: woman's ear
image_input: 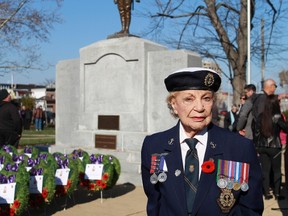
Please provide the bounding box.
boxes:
[170,99,178,115]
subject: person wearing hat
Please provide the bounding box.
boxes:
[0,89,22,147]
[141,67,263,216]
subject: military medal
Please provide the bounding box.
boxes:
[217,188,236,213]
[240,162,250,192]
[217,177,227,189]
[150,173,158,184]
[226,161,234,189]
[233,161,241,190]
[158,172,167,182]
[240,181,249,191]
[149,153,168,184]
[158,155,167,182]
[217,159,250,192]
[150,154,159,184]
[216,160,228,189]
[233,182,241,191]
[227,179,234,190]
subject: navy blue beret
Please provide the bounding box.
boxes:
[164,67,221,92]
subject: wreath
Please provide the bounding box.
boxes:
[71,149,89,187]
[28,153,56,209]
[0,161,29,216]
[53,153,79,197]
[80,154,121,191]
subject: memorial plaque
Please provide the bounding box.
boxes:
[95,134,117,149]
[98,115,119,130]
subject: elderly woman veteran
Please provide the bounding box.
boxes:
[141,67,263,216]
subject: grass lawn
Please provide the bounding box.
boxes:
[19,126,55,147]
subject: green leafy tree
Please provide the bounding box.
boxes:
[21,96,35,110]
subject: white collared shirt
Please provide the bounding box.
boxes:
[179,123,208,179]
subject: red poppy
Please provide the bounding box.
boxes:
[96,180,102,186]
[89,183,95,190]
[12,199,20,209]
[9,207,15,216]
[100,182,107,189]
[102,173,109,181]
[67,179,72,188]
[42,188,48,199]
[201,160,215,173]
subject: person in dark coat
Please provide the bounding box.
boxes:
[22,105,32,130]
[236,84,257,139]
[141,67,263,216]
[0,89,22,147]
[254,94,288,200]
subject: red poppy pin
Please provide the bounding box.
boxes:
[201,160,215,173]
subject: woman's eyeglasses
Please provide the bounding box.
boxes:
[240,97,246,100]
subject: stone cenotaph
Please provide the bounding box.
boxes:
[52,36,202,185]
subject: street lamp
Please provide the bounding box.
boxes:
[247,0,251,84]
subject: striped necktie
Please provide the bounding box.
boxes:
[184,138,199,213]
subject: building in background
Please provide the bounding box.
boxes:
[0,83,55,113]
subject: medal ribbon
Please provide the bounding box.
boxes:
[231,161,235,180]
[216,159,227,182]
[240,162,244,183]
[150,155,158,174]
[224,160,228,178]
[228,160,232,179]
[159,155,165,172]
[216,159,221,182]
[234,162,240,183]
[242,163,250,183]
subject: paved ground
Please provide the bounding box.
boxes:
[24,182,288,216]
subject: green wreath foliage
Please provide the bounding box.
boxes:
[0,162,29,216]
[0,146,121,214]
[80,153,120,191]
[20,146,39,158]
[53,153,79,197]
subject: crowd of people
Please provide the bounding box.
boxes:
[222,79,288,201]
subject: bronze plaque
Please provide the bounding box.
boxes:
[98,115,119,130]
[95,134,116,149]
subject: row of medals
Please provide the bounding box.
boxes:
[217,176,249,192]
[150,172,167,184]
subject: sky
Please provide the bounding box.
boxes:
[1,0,288,94]
[2,1,145,85]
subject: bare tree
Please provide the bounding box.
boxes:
[279,70,288,87]
[0,0,63,77]
[137,0,288,103]
[42,78,55,87]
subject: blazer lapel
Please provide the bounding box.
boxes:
[192,124,224,214]
[163,123,187,212]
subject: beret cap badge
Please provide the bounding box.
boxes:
[204,73,215,87]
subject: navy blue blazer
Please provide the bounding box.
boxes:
[141,122,263,216]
